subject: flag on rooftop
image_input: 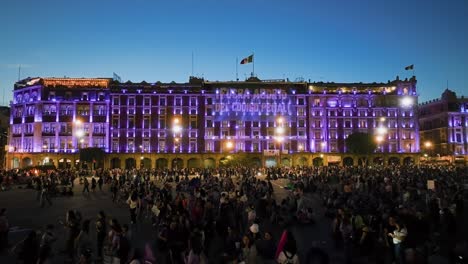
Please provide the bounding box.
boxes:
[240,54,254,64]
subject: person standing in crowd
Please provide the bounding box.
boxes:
[82,177,90,194]
[60,210,80,262]
[38,224,56,264]
[95,211,106,261]
[388,218,407,264]
[127,191,140,224]
[40,183,52,207]
[98,177,104,191]
[91,177,97,192]
[0,208,9,252]
[74,219,91,260]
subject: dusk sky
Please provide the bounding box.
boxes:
[0,0,467,104]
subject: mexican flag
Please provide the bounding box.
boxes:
[240,54,254,64]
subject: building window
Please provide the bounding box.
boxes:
[206,142,214,152]
[128,116,135,129]
[298,98,305,105]
[143,97,150,106]
[314,120,321,128]
[159,118,166,129]
[359,120,367,128]
[128,97,135,105]
[112,140,119,152]
[190,119,197,128]
[143,116,150,129]
[158,140,166,152]
[298,120,305,127]
[112,116,119,128]
[298,108,305,116]
[344,120,352,128]
[127,139,135,152]
[175,97,182,106]
[190,97,197,106]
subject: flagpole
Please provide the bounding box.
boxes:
[191,51,194,77]
[252,52,255,77]
[18,65,21,81]
[236,57,239,81]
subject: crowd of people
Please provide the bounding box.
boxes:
[0,164,466,264]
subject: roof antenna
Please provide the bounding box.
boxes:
[18,65,21,81]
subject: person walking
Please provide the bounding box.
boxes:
[98,177,104,191]
[127,191,140,224]
[38,224,56,264]
[91,177,97,192]
[40,184,53,207]
[95,211,106,261]
[74,219,91,260]
[82,178,89,194]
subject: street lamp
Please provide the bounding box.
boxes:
[320,141,327,152]
[375,135,384,152]
[275,117,286,167]
[171,117,183,169]
[225,141,234,151]
[400,96,414,108]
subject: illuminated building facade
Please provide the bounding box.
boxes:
[419,89,468,164]
[7,76,420,169]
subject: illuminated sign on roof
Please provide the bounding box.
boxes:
[42,78,110,88]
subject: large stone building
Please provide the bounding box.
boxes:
[0,106,10,169]
[419,89,468,164]
[6,76,420,169]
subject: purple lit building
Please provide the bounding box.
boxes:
[419,89,468,164]
[7,76,420,169]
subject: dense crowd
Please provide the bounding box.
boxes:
[0,164,466,264]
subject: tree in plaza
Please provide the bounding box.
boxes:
[220,152,261,167]
[79,147,105,169]
[345,132,377,165]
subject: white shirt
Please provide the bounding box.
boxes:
[277,251,299,264]
[392,227,407,244]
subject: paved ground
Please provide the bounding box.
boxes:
[0,177,344,263]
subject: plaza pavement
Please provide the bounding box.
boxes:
[0,176,345,263]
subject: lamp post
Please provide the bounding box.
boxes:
[424,141,432,162]
[172,117,183,169]
[74,119,85,169]
[275,116,285,167]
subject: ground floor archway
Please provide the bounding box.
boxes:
[343,157,354,166]
[172,158,183,169]
[156,158,168,170]
[187,158,200,169]
[373,157,384,165]
[281,157,290,167]
[203,158,215,168]
[140,157,151,169]
[110,158,121,169]
[125,158,136,169]
[388,156,400,165]
[265,157,277,167]
[297,156,308,166]
[251,157,262,167]
[313,157,323,166]
[22,157,32,168]
[403,156,414,165]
